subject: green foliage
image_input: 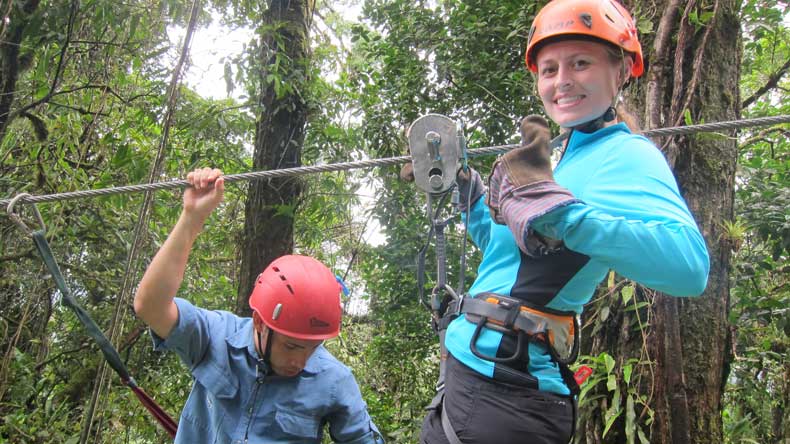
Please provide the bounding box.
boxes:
[1,0,788,442]
[723,2,789,443]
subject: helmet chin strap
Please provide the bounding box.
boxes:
[571,106,617,133]
[551,105,617,154]
[256,326,273,381]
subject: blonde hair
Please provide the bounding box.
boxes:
[602,43,642,132]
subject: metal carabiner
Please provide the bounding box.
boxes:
[6,193,46,235]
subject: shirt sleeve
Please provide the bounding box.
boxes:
[532,139,710,297]
[150,297,215,369]
[463,195,493,252]
[327,371,385,443]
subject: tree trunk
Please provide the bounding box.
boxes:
[237,0,316,315]
[581,0,740,442]
[0,0,41,143]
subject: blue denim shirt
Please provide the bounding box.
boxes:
[152,298,383,444]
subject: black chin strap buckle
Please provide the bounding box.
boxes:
[574,106,617,133]
[256,358,269,383]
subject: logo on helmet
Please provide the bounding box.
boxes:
[310,317,330,328]
[539,19,575,35]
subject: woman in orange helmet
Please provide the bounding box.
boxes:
[419,0,709,442]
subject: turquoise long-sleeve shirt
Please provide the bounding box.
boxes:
[446,123,710,395]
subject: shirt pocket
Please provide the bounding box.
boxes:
[274,409,322,442]
[192,361,239,400]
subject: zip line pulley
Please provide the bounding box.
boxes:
[406,114,468,329]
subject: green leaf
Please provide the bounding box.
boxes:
[623,364,633,384]
[604,353,615,373]
[607,374,618,391]
[637,425,650,444]
[621,284,635,304]
[683,109,693,126]
[625,394,636,444]
[637,20,653,35]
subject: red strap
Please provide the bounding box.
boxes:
[126,381,178,438]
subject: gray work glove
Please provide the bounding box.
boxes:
[486,115,578,255]
[486,115,553,223]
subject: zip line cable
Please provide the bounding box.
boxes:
[3,114,789,208]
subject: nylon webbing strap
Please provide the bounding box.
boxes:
[438,392,464,444]
[30,230,178,438]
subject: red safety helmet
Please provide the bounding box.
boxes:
[249,255,342,340]
[526,0,644,78]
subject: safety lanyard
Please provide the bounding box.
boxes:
[7,194,178,438]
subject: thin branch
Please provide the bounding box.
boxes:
[11,0,79,117]
[48,101,111,117]
[49,83,129,103]
[0,249,35,262]
[740,126,790,147]
[673,0,721,128]
[667,0,697,131]
[742,57,790,109]
[34,343,92,371]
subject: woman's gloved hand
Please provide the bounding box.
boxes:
[486,115,553,223]
[486,115,579,256]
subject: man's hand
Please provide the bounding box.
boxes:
[487,115,552,222]
[184,167,225,226]
[133,167,225,339]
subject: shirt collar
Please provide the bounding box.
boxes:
[567,122,630,149]
[226,319,258,357]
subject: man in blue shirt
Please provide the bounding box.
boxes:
[134,167,383,444]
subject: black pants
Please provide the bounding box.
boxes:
[420,354,574,444]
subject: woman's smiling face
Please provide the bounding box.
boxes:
[536,39,631,128]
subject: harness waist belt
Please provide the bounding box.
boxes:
[461,293,579,365]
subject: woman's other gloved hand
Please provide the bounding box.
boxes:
[400,162,484,213]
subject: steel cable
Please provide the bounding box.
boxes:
[3,114,789,208]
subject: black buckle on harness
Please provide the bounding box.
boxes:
[469,315,527,364]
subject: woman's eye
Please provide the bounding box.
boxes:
[573,60,590,69]
[540,66,557,76]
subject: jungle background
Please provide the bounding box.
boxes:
[0,0,787,443]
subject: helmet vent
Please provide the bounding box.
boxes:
[272,266,280,272]
[286,284,294,294]
[605,13,615,24]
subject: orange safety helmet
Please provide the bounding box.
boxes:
[249,255,342,340]
[526,0,644,78]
